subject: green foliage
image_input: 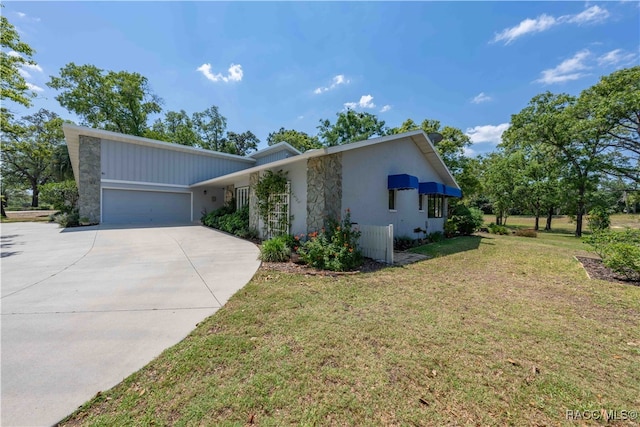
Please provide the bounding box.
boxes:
[201,202,254,238]
[583,229,640,281]
[428,231,444,243]
[1,15,37,134]
[47,63,163,136]
[445,204,484,236]
[255,170,289,235]
[488,223,510,235]
[259,235,291,262]
[52,210,80,228]
[394,235,418,251]
[514,229,537,238]
[39,180,78,213]
[0,109,69,207]
[299,210,363,271]
[223,130,259,156]
[267,127,322,152]
[317,110,387,146]
[587,206,611,232]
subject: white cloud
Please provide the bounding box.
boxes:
[18,68,31,78]
[23,62,43,73]
[314,74,350,94]
[492,14,556,44]
[471,92,492,104]
[597,48,637,66]
[197,63,243,83]
[344,94,375,110]
[536,49,591,84]
[17,12,26,18]
[380,105,392,113]
[15,11,40,22]
[563,5,610,24]
[26,82,44,92]
[7,51,21,58]
[465,123,510,145]
[492,5,610,45]
[463,146,476,157]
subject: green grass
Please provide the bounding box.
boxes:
[59,224,640,426]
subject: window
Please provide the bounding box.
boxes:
[388,190,396,210]
[235,186,249,210]
[418,194,424,211]
[428,194,443,218]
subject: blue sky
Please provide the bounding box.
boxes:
[4,1,639,155]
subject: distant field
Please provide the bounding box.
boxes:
[483,214,640,233]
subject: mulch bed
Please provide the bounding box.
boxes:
[575,256,639,286]
[260,258,387,276]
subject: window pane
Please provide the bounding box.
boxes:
[388,190,395,210]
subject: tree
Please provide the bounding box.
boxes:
[266,127,322,152]
[193,106,227,151]
[145,110,199,146]
[480,151,520,225]
[0,109,68,207]
[1,15,37,134]
[223,131,259,156]
[47,63,163,136]
[317,110,387,146]
[575,66,639,183]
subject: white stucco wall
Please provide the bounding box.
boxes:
[193,186,225,221]
[341,137,446,236]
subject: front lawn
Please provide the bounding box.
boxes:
[60,232,639,426]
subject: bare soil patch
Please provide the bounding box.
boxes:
[576,255,640,286]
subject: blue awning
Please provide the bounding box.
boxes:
[444,185,462,198]
[388,174,418,190]
[419,182,462,198]
[419,182,445,195]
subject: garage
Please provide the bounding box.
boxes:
[102,189,192,224]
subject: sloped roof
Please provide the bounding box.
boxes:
[190,130,460,189]
[249,141,301,159]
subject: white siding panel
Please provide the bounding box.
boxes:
[255,151,293,166]
[101,139,250,185]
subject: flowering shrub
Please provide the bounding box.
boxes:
[298,209,363,271]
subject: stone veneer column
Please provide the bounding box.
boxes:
[306,153,342,233]
[224,184,235,204]
[78,135,101,224]
[249,172,260,232]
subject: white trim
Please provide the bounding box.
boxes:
[101,179,191,189]
[250,141,301,158]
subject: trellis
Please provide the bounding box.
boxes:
[266,182,290,238]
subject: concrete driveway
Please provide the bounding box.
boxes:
[1,222,261,426]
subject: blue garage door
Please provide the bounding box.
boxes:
[102,189,191,224]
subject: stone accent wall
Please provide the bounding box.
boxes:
[224,184,235,204]
[78,135,101,223]
[249,172,260,232]
[306,153,342,232]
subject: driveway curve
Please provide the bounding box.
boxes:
[1,223,261,427]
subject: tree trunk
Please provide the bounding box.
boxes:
[1,201,6,218]
[534,215,540,231]
[545,207,553,231]
[31,184,39,208]
[495,215,501,226]
[575,194,585,237]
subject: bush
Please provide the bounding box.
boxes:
[583,229,640,281]
[515,228,537,238]
[52,210,79,228]
[39,180,79,214]
[201,201,253,238]
[587,206,611,232]
[445,204,484,236]
[394,235,417,251]
[427,231,444,243]
[488,223,510,235]
[259,235,291,262]
[298,210,363,271]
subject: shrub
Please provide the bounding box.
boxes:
[259,235,291,262]
[601,243,640,281]
[299,209,363,271]
[53,210,79,228]
[39,180,79,214]
[445,204,484,236]
[394,235,417,251]
[583,229,640,281]
[488,223,510,235]
[587,206,611,232]
[201,201,253,238]
[515,228,537,238]
[427,231,444,243]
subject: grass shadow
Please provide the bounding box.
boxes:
[409,235,483,258]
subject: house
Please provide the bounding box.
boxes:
[63,124,461,238]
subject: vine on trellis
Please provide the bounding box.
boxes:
[255,170,290,236]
